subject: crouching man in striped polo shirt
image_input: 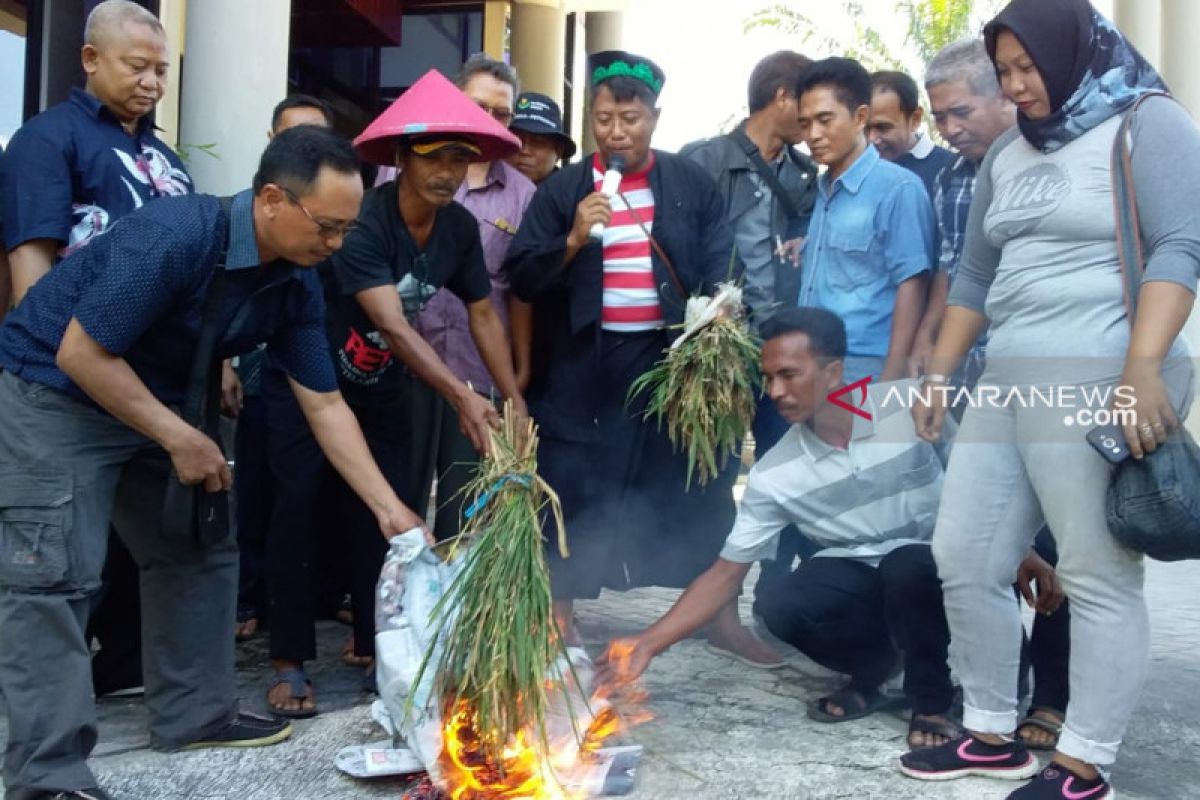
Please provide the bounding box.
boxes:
[601,307,1059,749]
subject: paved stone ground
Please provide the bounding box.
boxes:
[1,559,1196,799]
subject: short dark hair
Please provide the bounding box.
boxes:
[252,125,359,195]
[455,52,520,95]
[747,50,812,113]
[871,70,921,116]
[796,57,873,114]
[590,75,658,107]
[760,307,847,362]
[271,94,334,132]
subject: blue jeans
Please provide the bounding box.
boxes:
[841,355,886,385]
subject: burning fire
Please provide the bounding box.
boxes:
[432,676,651,799]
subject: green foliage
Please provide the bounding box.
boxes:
[629,316,761,489]
[902,0,975,63]
[744,0,997,75]
[408,411,580,769]
[173,142,219,165]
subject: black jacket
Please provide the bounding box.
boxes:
[503,150,741,441]
[679,125,818,309]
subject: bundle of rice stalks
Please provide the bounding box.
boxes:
[628,284,761,488]
[409,404,577,768]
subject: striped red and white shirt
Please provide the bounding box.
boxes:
[594,153,663,332]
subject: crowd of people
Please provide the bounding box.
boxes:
[0,0,1196,798]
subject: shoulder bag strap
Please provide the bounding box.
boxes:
[181,195,234,433]
[1111,91,1172,324]
[614,188,688,301]
[727,127,802,219]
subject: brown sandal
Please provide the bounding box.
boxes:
[1016,707,1063,751]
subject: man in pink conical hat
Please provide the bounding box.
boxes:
[260,69,527,718]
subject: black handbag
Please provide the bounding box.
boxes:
[1104,93,1200,562]
[160,199,233,548]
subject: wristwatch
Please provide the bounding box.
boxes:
[920,373,951,387]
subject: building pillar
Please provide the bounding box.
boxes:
[1160,0,1200,114]
[481,0,509,61]
[581,11,623,155]
[510,0,564,104]
[179,0,289,194]
[1158,0,1200,436]
[155,0,184,148]
[1113,0,1161,67]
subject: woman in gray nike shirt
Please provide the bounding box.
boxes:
[900,1,1200,798]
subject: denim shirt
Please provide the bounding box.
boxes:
[798,145,934,358]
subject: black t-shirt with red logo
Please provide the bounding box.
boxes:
[323,179,490,405]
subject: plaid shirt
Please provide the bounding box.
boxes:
[933,155,976,281]
[933,155,987,369]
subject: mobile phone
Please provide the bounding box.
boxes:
[1086,424,1131,464]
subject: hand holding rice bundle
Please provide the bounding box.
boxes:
[628,283,761,488]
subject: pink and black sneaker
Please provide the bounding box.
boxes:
[1006,763,1114,799]
[899,733,1040,781]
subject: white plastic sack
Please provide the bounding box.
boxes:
[372,528,463,786]
[365,529,643,796]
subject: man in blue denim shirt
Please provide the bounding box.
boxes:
[796,58,934,383]
[0,128,425,800]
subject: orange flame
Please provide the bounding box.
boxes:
[436,682,652,800]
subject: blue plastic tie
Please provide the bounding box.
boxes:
[464,474,532,520]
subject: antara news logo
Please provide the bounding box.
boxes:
[826,376,1139,428]
[827,376,874,421]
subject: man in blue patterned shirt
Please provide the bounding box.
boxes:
[2,0,192,303]
[0,127,425,800]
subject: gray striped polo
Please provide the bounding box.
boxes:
[721,380,953,566]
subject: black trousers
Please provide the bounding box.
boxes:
[1019,528,1071,712]
[234,394,273,621]
[756,544,954,715]
[261,370,401,663]
[87,531,143,695]
[404,379,480,544]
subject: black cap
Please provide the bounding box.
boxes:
[588,50,666,97]
[509,92,577,160]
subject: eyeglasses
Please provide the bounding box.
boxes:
[281,187,359,239]
[476,101,514,125]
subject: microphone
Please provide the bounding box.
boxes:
[589,153,627,240]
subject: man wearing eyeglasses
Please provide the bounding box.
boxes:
[410,54,537,545]
[1,0,193,708]
[0,125,428,800]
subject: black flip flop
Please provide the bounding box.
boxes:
[267,668,318,719]
[806,686,906,723]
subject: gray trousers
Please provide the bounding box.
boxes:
[0,372,238,798]
[932,367,1192,767]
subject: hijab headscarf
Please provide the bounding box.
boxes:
[983,0,1168,153]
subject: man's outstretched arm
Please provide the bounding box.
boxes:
[599,558,752,682]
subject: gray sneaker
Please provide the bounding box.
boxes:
[39,790,113,800]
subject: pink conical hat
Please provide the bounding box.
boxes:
[354,69,521,165]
